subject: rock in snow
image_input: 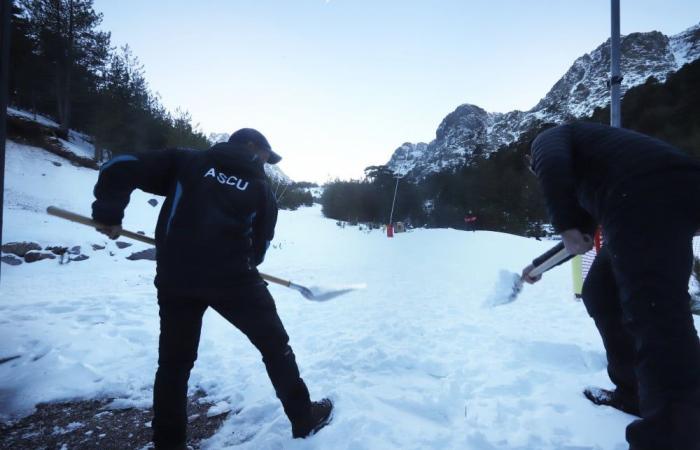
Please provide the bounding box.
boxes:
[24,251,56,263]
[2,242,42,257]
[1,255,23,266]
[126,248,156,261]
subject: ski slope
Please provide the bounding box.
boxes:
[3,139,697,450]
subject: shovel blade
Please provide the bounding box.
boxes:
[289,282,365,302]
[307,288,356,302]
[289,282,316,300]
[484,271,523,307]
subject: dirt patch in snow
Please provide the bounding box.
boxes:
[0,391,234,449]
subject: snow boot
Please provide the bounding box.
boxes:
[292,398,333,438]
[583,387,640,417]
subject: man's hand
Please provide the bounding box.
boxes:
[96,224,122,240]
[521,264,542,284]
[561,228,593,255]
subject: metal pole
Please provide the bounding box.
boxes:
[0,0,13,283]
[610,0,622,127]
[388,174,400,226]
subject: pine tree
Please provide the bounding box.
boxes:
[9,4,45,113]
[90,45,152,157]
[21,0,110,134]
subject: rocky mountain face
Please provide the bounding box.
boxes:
[387,22,700,180]
[207,132,292,184]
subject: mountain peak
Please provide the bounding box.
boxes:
[670,21,700,67]
[387,22,700,180]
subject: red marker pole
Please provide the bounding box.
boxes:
[387,172,401,238]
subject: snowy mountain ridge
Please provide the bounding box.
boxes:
[387,22,700,180]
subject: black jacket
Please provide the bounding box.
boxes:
[530,122,700,233]
[92,142,277,292]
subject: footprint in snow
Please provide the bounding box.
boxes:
[46,305,79,314]
[511,341,606,373]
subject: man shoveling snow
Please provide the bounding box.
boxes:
[522,122,700,450]
[92,128,333,449]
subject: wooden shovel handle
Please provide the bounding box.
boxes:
[47,206,156,245]
[46,206,292,288]
[260,273,292,287]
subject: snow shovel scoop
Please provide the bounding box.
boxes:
[486,242,570,307]
[46,206,360,302]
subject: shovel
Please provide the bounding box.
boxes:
[47,206,358,302]
[487,242,570,307]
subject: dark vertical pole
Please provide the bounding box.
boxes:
[610,0,622,127]
[0,0,13,283]
[389,174,400,227]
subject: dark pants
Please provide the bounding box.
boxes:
[152,283,311,448]
[583,246,640,402]
[582,170,700,450]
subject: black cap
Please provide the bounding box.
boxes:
[228,128,282,164]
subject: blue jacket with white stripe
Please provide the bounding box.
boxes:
[92,142,277,292]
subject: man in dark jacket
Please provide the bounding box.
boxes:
[522,122,700,450]
[92,129,333,449]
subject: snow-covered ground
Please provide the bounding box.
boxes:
[3,139,699,450]
[7,107,60,129]
[7,106,98,162]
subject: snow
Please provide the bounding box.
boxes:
[3,138,700,449]
[207,401,233,418]
[671,37,694,67]
[63,131,97,160]
[670,23,700,68]
[53,422,85,435]
[7,106,101,163]
[7,107,60,128]
[307,186,324,199]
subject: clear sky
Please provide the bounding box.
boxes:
[92,0,700,183]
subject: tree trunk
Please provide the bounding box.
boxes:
[59,0,74,136]
[55,68,65,127]
[93,135,103,162]
[52,0,67,133]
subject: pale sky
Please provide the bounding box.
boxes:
[93,0,700,183]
